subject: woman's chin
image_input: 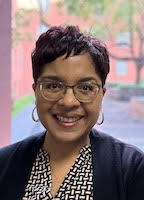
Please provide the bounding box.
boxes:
[48,128,88,144]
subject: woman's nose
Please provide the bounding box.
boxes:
[58,88,80,107]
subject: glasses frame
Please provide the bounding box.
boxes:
[37,80,102,103]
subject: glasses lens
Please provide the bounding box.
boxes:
[74,82,100,102]
[39,81,64,101]
[39,81,100,102]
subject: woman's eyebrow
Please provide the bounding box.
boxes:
[39,76,98,83]
[39,76,62,81]
[78,77,98,82]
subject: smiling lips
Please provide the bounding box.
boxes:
[56,115,82,122]
[54,114,84,127]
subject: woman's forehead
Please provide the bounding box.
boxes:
[39,53,101,84]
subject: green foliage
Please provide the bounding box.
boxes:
[63,0,94,19]
[62,0,116,17]
[85,24,109,40]
[59,0,144,85]
[61,0,113,19]
[111,0,140,25]
[12,94,34,117]
[60,0,143,39]
[12,9,34,46]
[113,1,130,21]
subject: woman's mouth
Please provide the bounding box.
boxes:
[53,114,84,127]
[56,115,81,122]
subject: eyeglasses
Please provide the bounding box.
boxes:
[37,80,101,103]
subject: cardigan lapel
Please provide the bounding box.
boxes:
[90,129,125,200]
[1,132,45,200]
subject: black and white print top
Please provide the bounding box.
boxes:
[23,146,93,200]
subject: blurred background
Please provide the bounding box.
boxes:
[0,0,144,150]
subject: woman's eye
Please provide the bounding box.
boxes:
[83,85,93,91]
[45,82,62,89]
[79,84,94,91]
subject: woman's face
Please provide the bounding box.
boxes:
[33,53,104,143]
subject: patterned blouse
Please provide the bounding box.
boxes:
[23,146,93,200]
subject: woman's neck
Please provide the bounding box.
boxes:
[42,132,90,161]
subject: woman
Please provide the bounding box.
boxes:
[0,25,144,200]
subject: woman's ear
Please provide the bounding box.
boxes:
[32,83,36,91]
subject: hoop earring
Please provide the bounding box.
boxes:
[32,106,39,122]
[97,111,104,125]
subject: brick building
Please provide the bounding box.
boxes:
[12,0,144,99]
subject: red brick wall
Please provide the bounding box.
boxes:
[12,1,144,99]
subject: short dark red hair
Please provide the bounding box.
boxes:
[32,25,110,86]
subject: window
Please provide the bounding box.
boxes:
[38,0,50,13]
[117,32,130,47]
[36,24,49,38]
[116,60,128,75]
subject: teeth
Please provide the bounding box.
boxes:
[56,115,81,123]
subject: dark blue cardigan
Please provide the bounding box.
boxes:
[0,129,144,200]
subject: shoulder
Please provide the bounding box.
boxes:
[91,128,144,155]
[91,128,144,168]
[91,128,144,196]
[91,129,144,199]
[0,132,45,168]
